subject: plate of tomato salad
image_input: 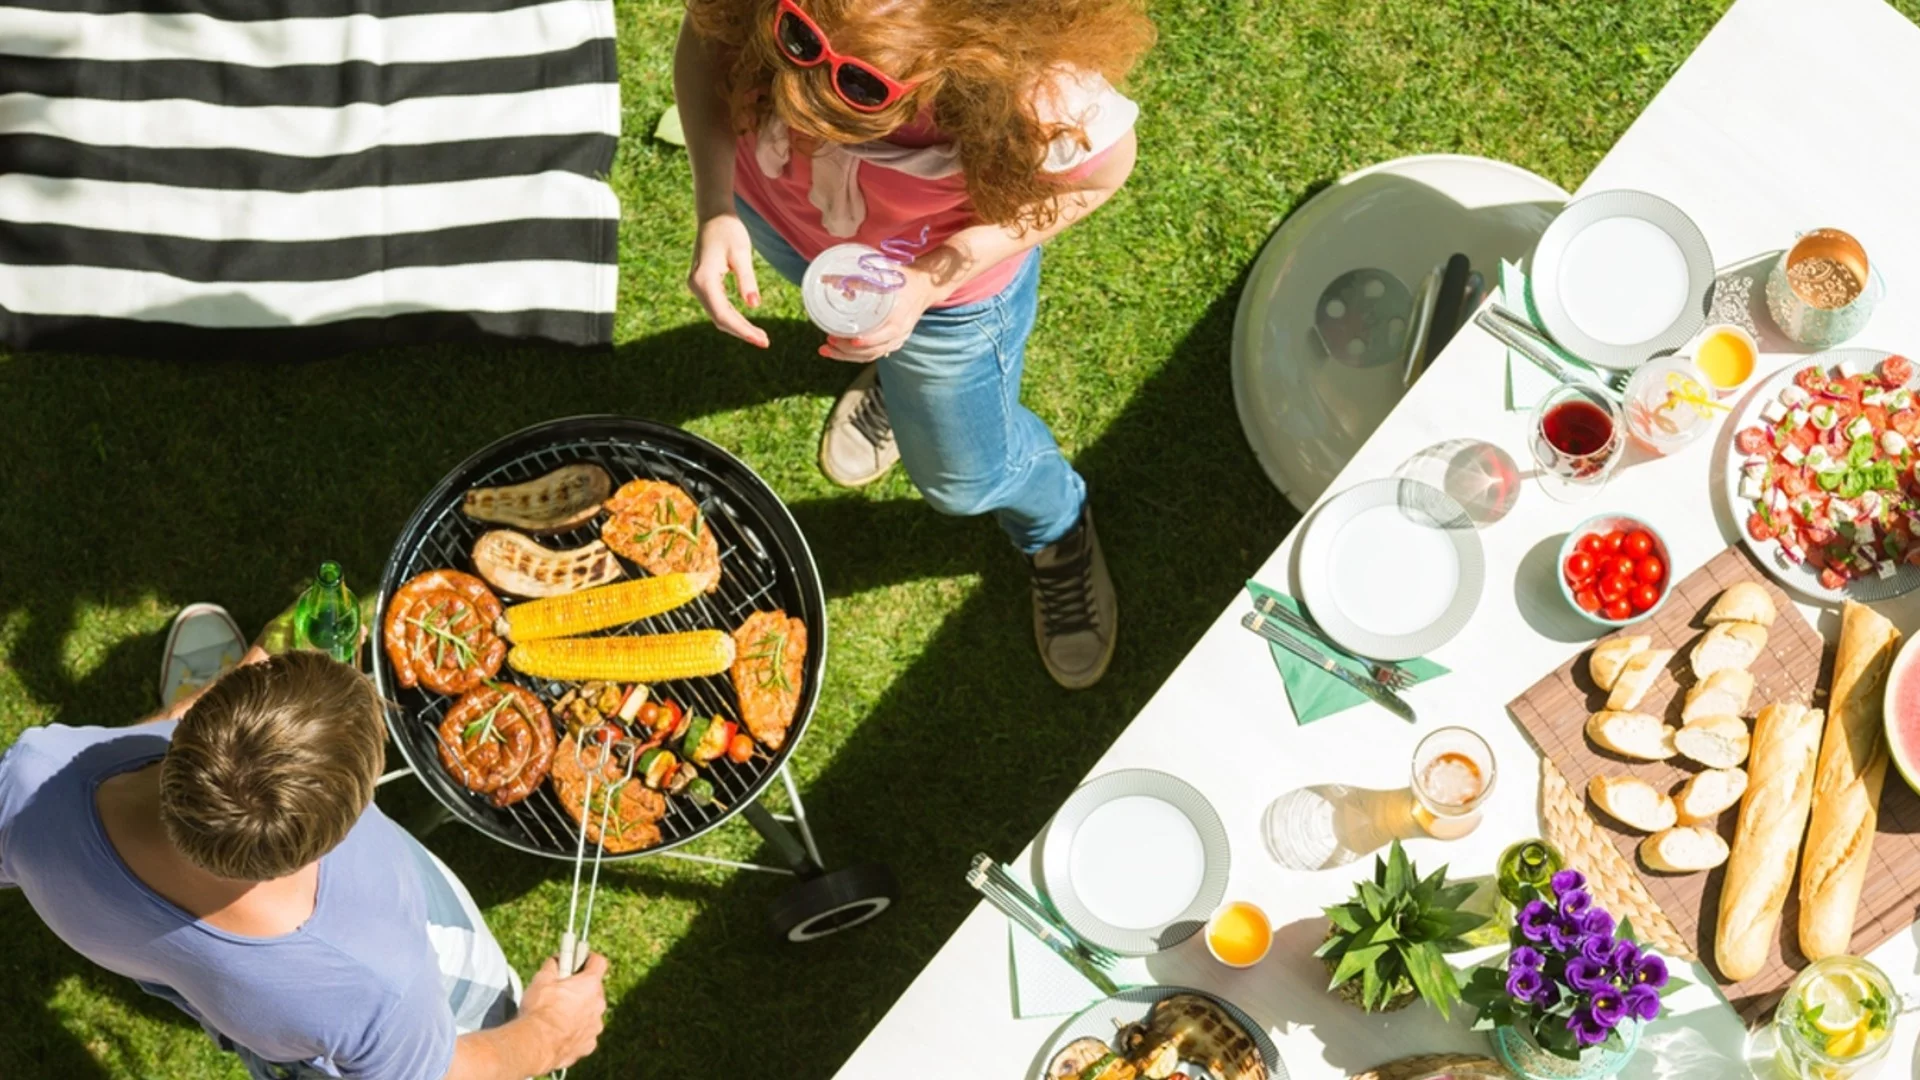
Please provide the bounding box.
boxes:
[1723,348,1920,603]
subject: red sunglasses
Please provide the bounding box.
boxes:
[772,0,920,114]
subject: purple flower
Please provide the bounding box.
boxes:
[1607,938,1641,975]
[1567,1006,1611,1047]
[1580,908,1616,941]
[1559,888,1593,919]
[1623,983,1661,1022]
[1632,952,1669,990]
[1507,967,1545,1001]
[1510,945,1545,971]
[1546,916,1583,953]
[1551,868,1588,896]
[1566,957,1613,993]
[1580,933,1617,967]
[1518,899,1555,941]
[1531,980,1563,1010]
[1591,986,1627,1027]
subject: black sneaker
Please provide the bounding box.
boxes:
[1029,504,1117,689]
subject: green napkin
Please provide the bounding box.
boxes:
[1244,581,1448,724]
[1500,259,1603,412]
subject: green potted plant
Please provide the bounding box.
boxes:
[1315,840,1487,1018]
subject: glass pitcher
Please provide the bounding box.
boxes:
[1765,229,1885,348]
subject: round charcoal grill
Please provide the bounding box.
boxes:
[373,416,895,941]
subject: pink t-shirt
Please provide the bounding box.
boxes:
[734,71,1138,308]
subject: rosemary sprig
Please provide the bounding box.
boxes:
[406,607,478,668]
[742,630,794,693]
[460,691,514,744]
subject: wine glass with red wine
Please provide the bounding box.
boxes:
[1530,384,1623,501]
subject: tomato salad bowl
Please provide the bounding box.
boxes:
[1558,516,1672,627]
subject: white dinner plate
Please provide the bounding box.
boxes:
[1033,986,1286,1080]
[1528,189,1714,371]
[1295,478,1484,661]
[1721,348,1920,603]
[1039,770,1229,957]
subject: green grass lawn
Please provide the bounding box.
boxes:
[7,0,1912,1076]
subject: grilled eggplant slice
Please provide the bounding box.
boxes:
[463,464,611,534]
[472,530,622,598]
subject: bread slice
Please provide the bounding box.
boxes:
[1589,635,1653,692]
[1682,669,1756,723]
[1676,715,1752,768]
[1586,710,1679,761]
[1606,648,1675,711]
[1706,582,1777,627]
[1642,825,1731,873]
[1676,768,1749,823]
[1589,775,1678,832]
[1690,622,1768,679]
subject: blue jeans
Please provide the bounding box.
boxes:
[737,198,1086,553]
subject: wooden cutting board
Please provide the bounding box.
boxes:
[1508,544,1920,1021]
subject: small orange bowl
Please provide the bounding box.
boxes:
[1205,901,1273,968]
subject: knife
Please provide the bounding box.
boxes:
[967,855,1122,996]
[1241,612,1417,723]
[1252,593,1414,686]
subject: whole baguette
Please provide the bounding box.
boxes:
[1798,600,1901,960]
[1716,702,1824,982]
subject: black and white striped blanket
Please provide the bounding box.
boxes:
[0,0,620,357]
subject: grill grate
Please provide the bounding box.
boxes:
[372,418,826,861]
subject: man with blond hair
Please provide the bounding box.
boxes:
[0,642,607,1079]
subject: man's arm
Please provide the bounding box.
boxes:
[442,954,608,1080]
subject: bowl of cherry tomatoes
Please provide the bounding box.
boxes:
[1559,516,1670,626]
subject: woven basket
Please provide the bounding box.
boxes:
[1349,1052,1511,1079]
[1538,757,1693,961]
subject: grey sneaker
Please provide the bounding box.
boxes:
[819,364,900,487]
[160,603,246,707]
[1029,505,1117,690]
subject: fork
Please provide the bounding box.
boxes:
[975,856,1123,966]
[1252,594,1415,690]
[1477,305,1631,395]
[967,854,1125,996]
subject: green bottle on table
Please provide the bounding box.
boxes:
[1460,838,1564,947]
[292,562,362,664]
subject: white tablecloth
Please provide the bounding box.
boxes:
[833,0,1920,1076]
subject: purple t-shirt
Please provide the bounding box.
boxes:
[0,723,455,1079]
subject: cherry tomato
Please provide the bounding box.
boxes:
[1606,556,1637,580]
[1882,355,1912,384]
[1565,552,1597,583]
[727,733,755,764]
[1574,588,1602,613]
[1578,533,1607,557]
[1597,574,1631,603]
[592,725,618,745]
[1603,598,1633,621]
[636,702,662,728]
[1629,583,1660,613]
[1820,567,1846,590]
[1602,531,1626,555]
[1623,530,1654,559]
[1746,512,1775,542]
[1635,557,1665,585]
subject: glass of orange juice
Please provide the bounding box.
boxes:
[1205,901,1273,968]
[1691,323,1759,397]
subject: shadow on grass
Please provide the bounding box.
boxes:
[0,260,1297,1076]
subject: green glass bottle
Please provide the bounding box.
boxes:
[292,562,362,664]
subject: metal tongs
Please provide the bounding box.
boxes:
[554,724,634,1080]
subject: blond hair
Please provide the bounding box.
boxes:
[160,652,386,881]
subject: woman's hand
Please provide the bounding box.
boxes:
[688,213,769,349]
[820,264,952,362]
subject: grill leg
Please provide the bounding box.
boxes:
[743,801,823,878]
[778,765,827,870]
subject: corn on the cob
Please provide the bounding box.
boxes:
[508,631,735,682]
[502,573,705,642]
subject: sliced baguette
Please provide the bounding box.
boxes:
[1676,715,1752,768]
[1691,622,1769,679]
[1590,635,1653,693]
[1642,826,1730,873]
[1586,710,1679,761]
[1606,648,1675,711]
[1589,775,1678,832]
[1682,669,1756,723]
[1676,768,1749,823]
[1706,582,1777,627]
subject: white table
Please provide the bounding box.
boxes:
[834,0,1920,1076]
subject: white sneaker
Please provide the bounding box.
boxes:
[160,603,246,707]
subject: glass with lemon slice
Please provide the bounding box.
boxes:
[1773,957,1898,1080]
[1623,356,1721,456]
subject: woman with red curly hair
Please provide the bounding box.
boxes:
[676,0,1153,689]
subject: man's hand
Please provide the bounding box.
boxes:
[520,953,609,1071]
[820,263,953,363]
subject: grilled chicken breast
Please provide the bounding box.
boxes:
[601,480,721,589]
[730,610,806,751]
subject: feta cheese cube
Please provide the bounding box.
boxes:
[1884,431,1909,456]
[1792,407,1812,427]
[1847,416,1874,440]
[1739,475,1765,499]
[1857,520,1876,544]
[1831,498,1857,522]
[1882,560,1900,580]
[1782,444,1807,466]
[1772,489,1792,516]
[1761,400,1790,423]
[1860,491,1883,518]
[1893,389,1915,411]
[1837,358,1861,377]
[1744,461,1770,481]
[1781,385,1812,407]
[1795,496,1819,518]
[1865,389,1889,407]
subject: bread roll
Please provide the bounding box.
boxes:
[1585,710,1678,761]
[1682,669,1755,723]
[1717,703,1824,981]
[1690,622,1768,679]
[1676,715,1751,769]
[1798,601,1901,960]
[1590,636,1653,692]
[1589,775,1677,832]
[1607,648,1675,711]
[1706,582,1777,627]
[1676,768,1748,823]
[1642,826,1730,873]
